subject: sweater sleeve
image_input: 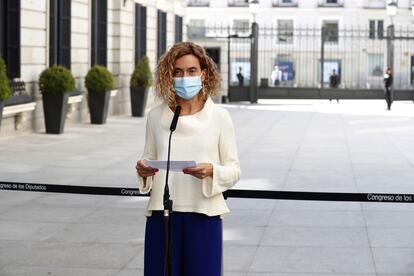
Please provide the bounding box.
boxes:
[138,115,157,194]
[202,110,241,198]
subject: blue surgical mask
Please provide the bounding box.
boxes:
[174,76,203,100]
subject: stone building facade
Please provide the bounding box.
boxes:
[0,0,186,138]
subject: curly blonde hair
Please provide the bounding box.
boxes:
[155,42,221,106]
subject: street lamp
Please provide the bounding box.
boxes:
[249,0,259,23]
[412,0,414,17]
[386,1,397,72]
[386,0,398,24]
[385,0,397,106]
[249,0,259,103]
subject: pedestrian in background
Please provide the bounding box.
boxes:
[384,67,393,110]
[329,69,339,103]
[236,66,244,86]
[135,42,241,276]
[271,65,281,86]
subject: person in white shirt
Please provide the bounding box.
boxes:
[271,65,282,86]
[135,42,241,276]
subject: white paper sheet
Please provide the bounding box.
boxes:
[144,160,197,171]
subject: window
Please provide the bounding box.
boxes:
[368,53,384,77]
[187,0,210,7]
[377,20,384,39]
[50,0,71,69]
[205,47,220,69]
[272,0,298,7]
[187,19,206,39]
[278,20,293,43]
[369,20,383,39]
[157,10,167,59]
[175,15,183,43]
[369,20,375,39]
[189,19,205,27]
[233,19,250,33]
[319,0,343,7]
[91,0,107,66]
[228,0,249,7]
[365,0,386,8]
[322,21,338,43]
[135,3,147,65]
[0,0,20,78]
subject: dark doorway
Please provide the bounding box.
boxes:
[205,47,220,70]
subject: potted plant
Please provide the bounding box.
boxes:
[0,57,12,129]
[38,65,75,134]
[85,65,114,124]
[130,56,153,117]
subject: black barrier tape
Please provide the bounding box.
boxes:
[223,189,414,203]
[0,182,147,197]
[1,181,414,203]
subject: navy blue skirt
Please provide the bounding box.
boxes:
[144,211,222,276]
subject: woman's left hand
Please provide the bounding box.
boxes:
[183,163,213,179]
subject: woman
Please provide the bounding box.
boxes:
[135,42,241,276]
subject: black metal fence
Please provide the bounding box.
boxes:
[189,24,414,90]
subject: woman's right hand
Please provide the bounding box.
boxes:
[135,160,158,177]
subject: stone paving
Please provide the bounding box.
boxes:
[1,99,414,275]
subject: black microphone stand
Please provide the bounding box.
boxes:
[164,106,181,276]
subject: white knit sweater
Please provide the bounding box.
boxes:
[138,98,241,217]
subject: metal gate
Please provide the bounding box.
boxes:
[190,23,414,102]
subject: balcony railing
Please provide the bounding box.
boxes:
[318,0,344,7]
[228,0,249,7]
[187,26,207,39]
[187,0,209,7]
[272,0,298,7]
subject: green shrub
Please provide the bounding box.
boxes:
[130,56,153,88]
[38,65,76,94]
[0,57,12,101]
[85,65,114,92]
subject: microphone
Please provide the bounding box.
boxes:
[170,106,181,131]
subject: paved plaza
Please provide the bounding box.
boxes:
[1,99,414,275]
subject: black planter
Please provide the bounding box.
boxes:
[0,101,4,129]
[130,87,148,117]
[42,92,69,134]
[87,90,110,124]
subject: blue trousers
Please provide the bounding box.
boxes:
[144,211,222,276]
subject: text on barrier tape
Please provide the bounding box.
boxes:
[1,181,414,203]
